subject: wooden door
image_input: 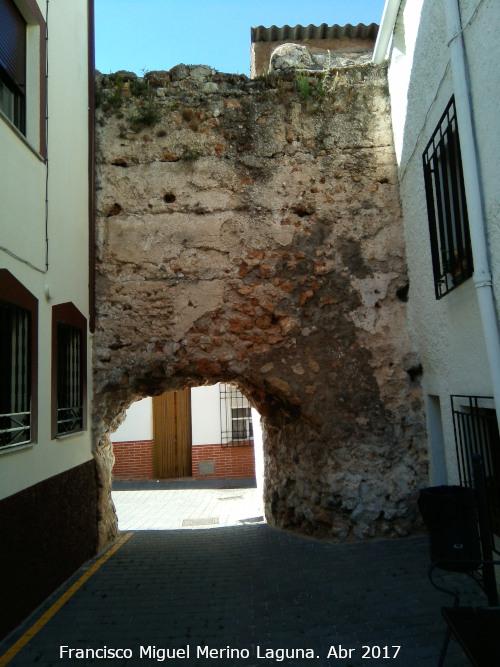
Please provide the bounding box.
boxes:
[152,389,192,478]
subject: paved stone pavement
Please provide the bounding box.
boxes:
[111,479,265,531]
[0,480,487,666]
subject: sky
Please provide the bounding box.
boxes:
[95,0,386,77]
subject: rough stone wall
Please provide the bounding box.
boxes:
[251,35,375,78]
[94,64,427,547]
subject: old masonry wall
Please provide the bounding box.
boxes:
[93,63,427,547]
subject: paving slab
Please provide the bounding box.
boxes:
[0,482,487,666]
[111,479,264,531]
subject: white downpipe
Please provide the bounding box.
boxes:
[372,0,401,64]
[444,0,500,416]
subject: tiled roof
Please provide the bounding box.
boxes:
[251,22,379,43]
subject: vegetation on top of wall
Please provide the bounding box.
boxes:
[295,64,340,104]
[95,62,385,132]
[97,73,162,128]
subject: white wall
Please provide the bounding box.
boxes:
[0,0,93,499]
[111,398,153,442]
[251,408,264,493]
[385,0,500,483]
[188,384,222,446]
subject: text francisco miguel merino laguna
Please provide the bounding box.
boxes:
[60,644,401,661]
[59,646,316,661]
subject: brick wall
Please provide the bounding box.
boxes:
[112,440,154,480]
[112,440,255,480]
[192,443,256,479]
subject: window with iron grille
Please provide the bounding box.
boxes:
[0,301,31,448]
[452,395,500,536]
[423,97,473,299]
[219,384,253,448]
[52,303,87,438]
[0,270,37,451]
[56,323,83,435]
[0,0,27,133]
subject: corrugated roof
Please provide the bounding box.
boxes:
[251,23,379,43]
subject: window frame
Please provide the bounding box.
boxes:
[0,0,27,133]
[51,302,87,439]
[219,383,254,448]
[423,96,473,299]
[0,269,38,451]
[0,0,46,157]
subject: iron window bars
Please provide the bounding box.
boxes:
[56,323,83,435]
[452,395,500,537]
[51,302,87,438]
[219,383,253,448]
[0,300,31,449]
[423,97,473,299]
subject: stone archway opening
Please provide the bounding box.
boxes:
[107,381,266,532]
[93,63,428,550]
[94,374,295,546]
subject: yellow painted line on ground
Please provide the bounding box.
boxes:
[0,532,133,667]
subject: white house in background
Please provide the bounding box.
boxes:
[0,0,95,639]
[111,383,262,482]
[374,0,500,531]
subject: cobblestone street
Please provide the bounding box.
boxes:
[0,481,484,666]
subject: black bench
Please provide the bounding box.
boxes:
[441,606,500,667]
[420,456,500,666]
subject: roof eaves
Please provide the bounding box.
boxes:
[251,23,379,44]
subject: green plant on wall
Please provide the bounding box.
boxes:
[129,79,161,127]
[317,53,339,99]
[129,78,150,97]
[180,147,202,162]
[107,75,124,110]
[130,97,161,127]
[294,51,341,104]
[296,72,312,101]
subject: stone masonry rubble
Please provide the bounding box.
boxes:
[93,63,427,547]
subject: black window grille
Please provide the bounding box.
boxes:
[423,97,473,299]
[0,299,31,449]
[219,384,253,448]
[0,0,27,133]
[56,323,83,435]
[452,395,500,536]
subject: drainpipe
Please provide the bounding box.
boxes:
[444,0,500,417]
[372,0,401,64]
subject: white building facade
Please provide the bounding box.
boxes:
[0,0,95,639]
[111,384,260,481]
[374,0,500,526]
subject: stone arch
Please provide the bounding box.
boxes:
[93,64,427,549]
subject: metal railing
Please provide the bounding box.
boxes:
[452,395,500,537]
